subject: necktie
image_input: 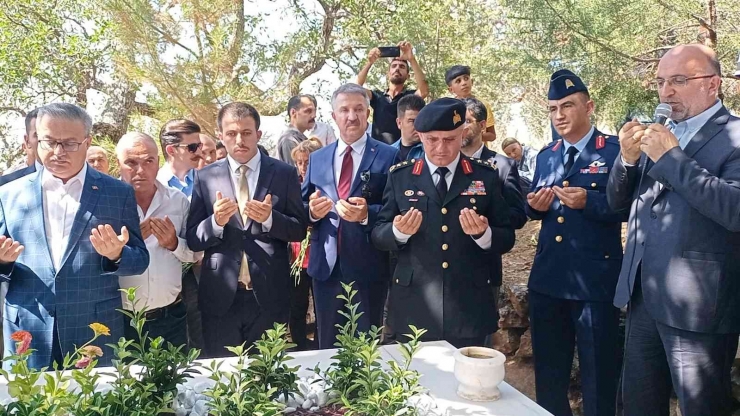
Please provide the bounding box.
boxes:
[237,165,252,289]
[435,167,449,201]
[338,148,353,200]
[564,146,578,174]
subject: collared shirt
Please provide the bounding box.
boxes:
[211,151,273,235]
[370,89,418,144]
[391,138,425,161]
[392,154,492,249]
[42,164,87,271]
[335,134,368,189]
[518,145,538,181]
[119,182,202,311]
[305,121,337,147]
[561,126,594,163]
[472,144,486,159]
[157,165,195,197]
[669,100,723,150]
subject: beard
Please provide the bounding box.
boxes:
[390,74,406,85]
[462,135,474,148]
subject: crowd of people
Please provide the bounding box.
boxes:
[0,41,739,416]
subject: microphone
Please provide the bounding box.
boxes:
[654,103,672,125]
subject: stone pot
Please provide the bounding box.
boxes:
[453,346,506,402]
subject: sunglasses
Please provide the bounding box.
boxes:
[173,142,203,153]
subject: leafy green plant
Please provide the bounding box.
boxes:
[317,282,429,415]
[290,228,311,286]
[205,324,299,416]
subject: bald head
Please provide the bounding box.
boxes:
[117,132,160,194]
[86,146,110,174]
[657,44,722,121]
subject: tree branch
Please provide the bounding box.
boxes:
[0,107,27,116]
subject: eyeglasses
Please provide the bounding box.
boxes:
[648,74,716,90]
[38,140,86,152]
[173,142,203,153]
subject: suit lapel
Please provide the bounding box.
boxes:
[316,142,339,202]
[246,155,275,229]
[59,168,101,270]
[445,157,471,206]
[565,130,600,180]
[29,171,54,270]
[350,137,379,197]
[413,161,441,206]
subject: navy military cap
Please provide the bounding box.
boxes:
[414,98,466,133]
[445,65,471,85]
[548,69,588,100]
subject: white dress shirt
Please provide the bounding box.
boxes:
[119,181,202,311]
[211,151,273,236]
[42,164,87,271]
[334,134,368,189]
[392,154,493,249]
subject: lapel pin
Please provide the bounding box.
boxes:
[417,190,425,196]
[404,190,414,196]
[470,198,476,204]
[92,185,98,190]
[371,148,376,152]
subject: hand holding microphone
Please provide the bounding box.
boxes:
[618,104,673,164]
[641,103,678,162]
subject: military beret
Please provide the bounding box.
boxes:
[414,98,466,133]
[548,69,588,100]
[445,65,471,85]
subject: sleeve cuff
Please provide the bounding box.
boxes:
[472,226,492,250]
[261,211,274,231]
[211,215,225,238]
[621,155,637,167]
[392,225,412,244]
[360,216,369,226]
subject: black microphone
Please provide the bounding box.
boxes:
[654,103,672,125]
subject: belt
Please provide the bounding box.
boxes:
[144,295,182,320]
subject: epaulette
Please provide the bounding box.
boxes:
[538,139,561,156]
[468,157,498,170]
[389,159,415,173]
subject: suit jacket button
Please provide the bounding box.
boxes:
[557,216,565,224]
[441,208,448,214]
[442,225,448,232]
[395,279,399,284]
[562,180,570,187]
[591,182,597,188]
[487,280,491,284]
[442,244,449,251]
[555,235,563,243]
[442,262,449,269]
[605,254,610,259]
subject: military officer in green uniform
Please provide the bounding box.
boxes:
[371,98,515,348]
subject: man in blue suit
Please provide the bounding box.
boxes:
[0,103,149,370]
[526,71,625,416]
[302,83,400,349]
[0,109,41,186]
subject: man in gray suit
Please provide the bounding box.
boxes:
[608,44,740,416]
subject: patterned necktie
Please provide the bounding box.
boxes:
[237,165,252,289]
[564,146,578,174]
[338,147,353,200]
[435,167,449,201]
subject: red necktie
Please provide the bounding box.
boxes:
[338,148,353,200]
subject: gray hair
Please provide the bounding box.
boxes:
[116,132,158,160]
[331,83,370,110]
[36,103,93,137]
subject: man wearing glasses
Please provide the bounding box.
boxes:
[609,44,740,416]
[156,119,203,198]
[0,103,149,370]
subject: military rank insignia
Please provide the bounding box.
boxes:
[551,139,562,152]
[596,135,605,149]
[580,160,608,174]
[565,79,575,89]
[461,180,486,195]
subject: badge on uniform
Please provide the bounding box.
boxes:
[580,160,608,174]
[404,190,414,197]
[461,180,486,195]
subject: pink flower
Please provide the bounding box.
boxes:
[10,331,32,355]
[80,345,103,358]
[75,356,92,369]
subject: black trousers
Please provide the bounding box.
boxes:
[312,264,388,350]
[124,300,188,350]
[529,290,620,416]
[289,270,314,351]
[621,278,738,416]
[182,267,203,351]
[201,288,288,358]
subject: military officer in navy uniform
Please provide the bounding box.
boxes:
[371,98,515,348]
[526,70,626,416]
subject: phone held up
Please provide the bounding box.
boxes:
[378,46,401,58]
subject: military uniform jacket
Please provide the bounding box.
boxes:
[526,129,626,302]
[371,155,515,340]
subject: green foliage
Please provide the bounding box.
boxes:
[290,228,311,286]
[317,282,429,415]
[204,324,298,416]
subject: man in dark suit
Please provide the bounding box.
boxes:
[302,83,399,349]
[0,103,149,369]
[186,102,307,358]
[0,109,41,186]
[526,70,625,416]
[608,44,740,416]
[371,98,515,348]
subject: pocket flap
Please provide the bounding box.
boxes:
[393,267,413,287]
